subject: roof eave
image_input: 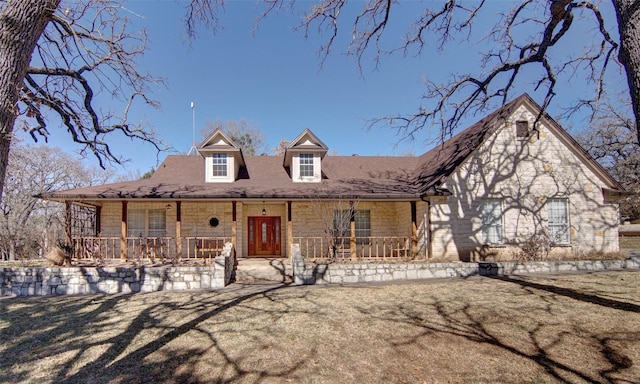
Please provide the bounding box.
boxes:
[603,187,633,203]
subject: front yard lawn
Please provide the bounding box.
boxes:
[1,271,639,383]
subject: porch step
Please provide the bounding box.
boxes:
[235,258,292,283]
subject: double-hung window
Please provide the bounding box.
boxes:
[354,210,371,241]
[127,209,166,238]
[481,199,503,245]
[332,209,352,239]
[299,154,314,177]
[333,209,371,244]
[547,198,570,244]
[212,153,228,177]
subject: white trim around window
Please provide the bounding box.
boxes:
[481,199,504,245]
[127,208,166,238]
[547,198,570,244]
[212,153,228,177]
[299,153,314,177]
[293,153,321,182]
[205,153,234,182]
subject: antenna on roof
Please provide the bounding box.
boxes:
[187,101,198,156]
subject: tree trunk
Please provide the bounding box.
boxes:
[612,0,640,141]
[0,0,60,203]
[8,236,15,261]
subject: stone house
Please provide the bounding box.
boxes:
[40,94,625,262]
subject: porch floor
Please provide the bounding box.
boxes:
[235,258,292,283]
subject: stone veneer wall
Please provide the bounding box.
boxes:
[429,104,621,261]
[3,246,638,295]
[291,244,640,285]
[1,243,236,297]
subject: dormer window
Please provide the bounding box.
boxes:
[198,128,246,183]
[299,154,314,177]
[283,128,328,183]
[212,153,228,177]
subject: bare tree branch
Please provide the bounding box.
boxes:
[14,0,167,168]
[185,0,225,39]
[244,1,634,144]
[576,96,639,219]
[354,0,621,142]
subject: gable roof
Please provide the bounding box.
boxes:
[287,128,329,151]
[284,128,329,167]
[38,93,625,202]
[197,128,246,166]
[412,93,625,196]
[412,96,519,196]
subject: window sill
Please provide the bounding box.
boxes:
[206,177,234,183]
[293,178,321,183]
[482,244,507,248]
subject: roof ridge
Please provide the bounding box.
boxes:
[411,94,529,196]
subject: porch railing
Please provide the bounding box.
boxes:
[126,237,175,262]
[71,235,423,262]
[71,236,231,262]
[73,237,120,260]
[183,237,231,260]
[293,236,426,261]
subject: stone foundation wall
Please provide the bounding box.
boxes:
[291,244,640,285]
[477,258,640,276]
[1,244,236,297]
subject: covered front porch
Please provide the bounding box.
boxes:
[63,199,430,263]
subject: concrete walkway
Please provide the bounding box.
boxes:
[235,258,292,283]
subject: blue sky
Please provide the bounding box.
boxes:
[18,0,628,176]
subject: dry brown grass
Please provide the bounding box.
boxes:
[1,271,639,383]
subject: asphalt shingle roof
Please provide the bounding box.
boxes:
[42,155,421,200]
[39,94,625,201]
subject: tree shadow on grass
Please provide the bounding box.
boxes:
[1,276,638,383]
[355,277,639,383]
[488,274,640,313]
[0,283,325,384]
[0,294,143,383]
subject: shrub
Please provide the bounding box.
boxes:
[511,231,552,261]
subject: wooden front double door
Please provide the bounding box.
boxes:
[247,216,281,257]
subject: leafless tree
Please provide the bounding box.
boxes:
[186,0,640,144]
[272,139,290,156]
[0,143,93,260]
[576,98,640,220]
[308,196,358,259]
[201,119,267,155]
[0,0,165,203]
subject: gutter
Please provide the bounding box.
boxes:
[37,193,426,202]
